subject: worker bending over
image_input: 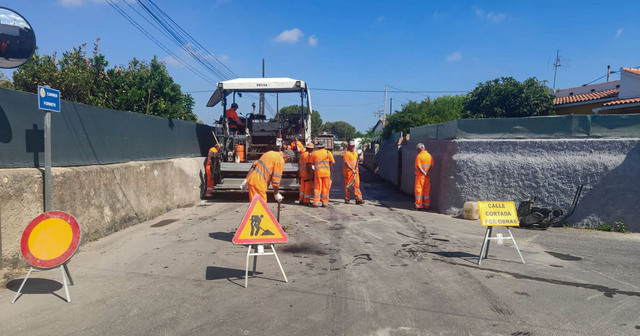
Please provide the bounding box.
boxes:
[414,143,434,210]
[241,149,289,203]
[310,142,335,207]
[298,142,314,205]
[343,140,364,204]
[205,143,222,197]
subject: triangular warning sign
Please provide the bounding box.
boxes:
[232,194,288,245]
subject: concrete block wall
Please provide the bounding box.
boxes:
[375,143,400,185]
[375,139,640,232]
[0,157,206,268]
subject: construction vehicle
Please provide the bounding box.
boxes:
[315,133,335,151]
[206,77,312,192]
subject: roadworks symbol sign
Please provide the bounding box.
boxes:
[232,194,288,245]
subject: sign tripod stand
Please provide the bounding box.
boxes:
[244,244,288,288]
[13,211,81,303]
[233,195,289,288]
[13,263,74,303]
[476,201,526,266]
[477,226,525,265]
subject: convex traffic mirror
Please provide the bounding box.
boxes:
[0,7,36,69]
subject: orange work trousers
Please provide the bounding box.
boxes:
[343,171,362,201]
[205,163,214,196]
[299,178,313,203]
[248,184,267,202]
[312,176,332,207]
[414,174,431,209]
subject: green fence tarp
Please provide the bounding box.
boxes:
[410,114,639,140]
[0,88,216,168]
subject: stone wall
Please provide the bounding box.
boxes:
[375,139,640,232]
[0,157,206,268]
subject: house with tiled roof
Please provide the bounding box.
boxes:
[554,67,640,115]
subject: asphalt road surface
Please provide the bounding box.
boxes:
[2,158,639,335]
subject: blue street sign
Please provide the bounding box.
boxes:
[38,85,61,113]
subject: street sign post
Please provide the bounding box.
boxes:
[37,85,61,212]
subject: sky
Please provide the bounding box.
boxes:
[1,0,639,132]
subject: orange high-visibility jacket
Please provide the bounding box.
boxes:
[247,151,285,190]
[295,141,305,153]
[299,150,311,180]
[415,150,433,176]
[343,150,358,174]
[310,148,335,178]
[207,147,219,166]
[225,107,243,126]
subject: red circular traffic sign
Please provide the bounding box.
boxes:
[20,211,82,269]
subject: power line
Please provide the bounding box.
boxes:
[144,0,237,79]
[312,88,468,93]
[136,0,235,81]
[105,0,216,85]
[107,0,236,84]
[137,0,229,80]
[187,88,469,95]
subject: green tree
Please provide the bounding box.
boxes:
[463,77,555,118]
[12,41,197,121]
[105,57,196,121]
[322,121,356,141]
[12,49,59,92]
[0,73,13,89]
[274,105,323,135]
[383,94,466,138]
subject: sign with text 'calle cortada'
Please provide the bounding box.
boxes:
[477,201,519,227]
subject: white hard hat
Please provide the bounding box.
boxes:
[349,140,356,146]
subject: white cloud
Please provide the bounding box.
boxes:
[308,35,318,46]
[616,28,623,38]
[275,28,304,43]
[375,16,385,24]
[161,56,184,67]
[446,51,462,62]
[473,6,507,23]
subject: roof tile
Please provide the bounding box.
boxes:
[602,97,640,106]
[622,68,640,76]
[554,89,619,105]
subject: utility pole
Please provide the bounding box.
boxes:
[259,59,265,115]
[552,49,562,90]
[383,85,388,121]
[389,98,392,116]
[374,109,384,120]
[607,65,611,82]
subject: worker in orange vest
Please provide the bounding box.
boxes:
[343,140,364,204]
[295,138,305,153]
[205,143,222,197]
[298,142,314,205]
[240,149,290,202]
[414,143,434,210]
[226,103,244,132]
[310,142,335,207]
